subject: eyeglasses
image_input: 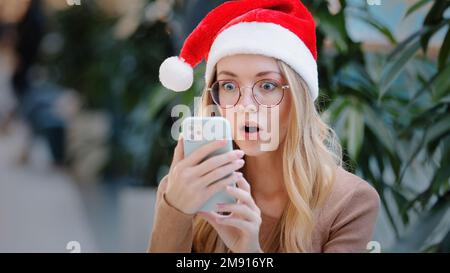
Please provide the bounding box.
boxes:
[207,79,289,109]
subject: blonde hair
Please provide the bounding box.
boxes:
[192,59,342,252]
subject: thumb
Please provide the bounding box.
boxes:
[172,133,184,165]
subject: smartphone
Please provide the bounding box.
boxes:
[182,117,237,212]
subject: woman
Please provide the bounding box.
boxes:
[149,0,379,253]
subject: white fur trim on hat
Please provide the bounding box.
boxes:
[205,22,319,101]
[159,56,194,92]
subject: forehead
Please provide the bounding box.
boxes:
[216,54,280,76]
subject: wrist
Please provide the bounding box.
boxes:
[163,192,194,216]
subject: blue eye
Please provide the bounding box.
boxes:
[222,82,237,92]
[260,81,277,91]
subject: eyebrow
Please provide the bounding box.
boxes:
[217,70,281,78]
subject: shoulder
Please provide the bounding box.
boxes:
[316,166,380,236]
[330,167,380,210]
[313,167,381,252]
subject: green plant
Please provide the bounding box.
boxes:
[42,0,449,252]
[313,0,449,252]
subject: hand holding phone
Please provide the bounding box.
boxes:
[164,117,244,214]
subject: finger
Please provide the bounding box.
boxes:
[193,149,244,177]
[171,134,185,168]
[215,216,254,232]
[197,211,221,229]
[197,159,244,187]
[226,186,259,211]
[197,211,215,222]
[216,203,259,223]
[183,140,227,167]
[205,172,241,198]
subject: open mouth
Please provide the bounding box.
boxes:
[241,121,262,134]
[243,125,260,133]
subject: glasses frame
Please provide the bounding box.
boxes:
[207,78,290,109]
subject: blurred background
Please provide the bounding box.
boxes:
[0,0,448,252]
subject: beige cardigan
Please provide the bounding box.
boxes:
[148,166,380,253]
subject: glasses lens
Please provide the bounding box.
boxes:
[210,80,240,108]
[253,80,284,107]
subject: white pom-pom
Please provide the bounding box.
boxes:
[159,56,193,92]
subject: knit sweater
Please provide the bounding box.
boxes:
[148,166,380,253]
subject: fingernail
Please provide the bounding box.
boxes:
[236,172,243,177]
[235,150,244,158]
[237,159,245,166]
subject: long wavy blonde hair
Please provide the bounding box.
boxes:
[192,59,342,252]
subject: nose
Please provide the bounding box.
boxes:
[236,86,257,113]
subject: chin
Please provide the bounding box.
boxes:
[234,139,280,156]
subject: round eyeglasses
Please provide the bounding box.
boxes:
[207,79,289,109]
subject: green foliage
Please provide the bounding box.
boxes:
[311,0,450,252]
[42,0,449,252]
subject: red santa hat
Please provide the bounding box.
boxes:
[159,0,319,101]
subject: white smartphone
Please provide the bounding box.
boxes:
[182,117,237,212]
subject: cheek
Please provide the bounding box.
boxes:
[219,108,238,136]
[270,92,291,136]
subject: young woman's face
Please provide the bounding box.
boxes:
[215,54,292,156]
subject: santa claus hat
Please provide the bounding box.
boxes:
[159,0,319,101]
